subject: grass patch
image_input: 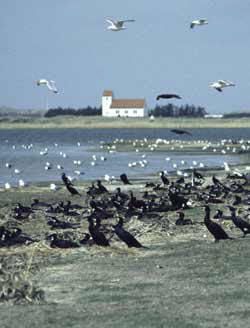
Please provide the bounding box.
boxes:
[0,253,45,304]
[1,116,250,128]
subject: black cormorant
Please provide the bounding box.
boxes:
[113,217,146,248]
[175,212,192,225]
[48,234,80,248]
[120,173,132,185]
[156,94,182,100]
[170,129,192,136]
[65,183,81,196]
[88,217,110,246]
[96,180,108,193]
[204,205,231,242]
[160,171,169,186]
[228,206,250,237]
[61,172,73,186]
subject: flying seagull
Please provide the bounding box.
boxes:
[170,129,192,136]
[190,19,208,29]
[36,79,59,94]
[156,94,182,101]
[106,19,135,31]
[210,80,236,92]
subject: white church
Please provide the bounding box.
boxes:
[102,90,148,117]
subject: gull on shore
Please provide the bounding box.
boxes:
[106,19,135,31]
[36,79,59,94]
[210,80,236,92]
[190,19,208,29]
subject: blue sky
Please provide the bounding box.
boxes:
[1,0,250,113]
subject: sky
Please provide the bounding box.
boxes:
[1,0,250,114]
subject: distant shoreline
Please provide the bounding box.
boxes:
[1,116,250,129]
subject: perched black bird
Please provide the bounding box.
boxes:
[228,206,250,237]
[79,233,92,245]
[0,227,37,247]
[47,217,80,229]
[64,200,84,210]
[204,205,231,242]
[113,217,146,248]
[96,180,108,193]
[65,183,81,196]
[156,94,182,100]
[128,191,147,210]
[88,217,110,246]
[31,199,50,208]
[176,177,185,184]
[115,187,129,202]
[213,209,231,220]
[175,212,192,225]
[48,234,80,248]
[212,175,223,187]
[168,190,189,210]
[61,172,73,186]
[120,173,132,185]
[160,171,169,186]
[13,203,33,214]
[170,129,192,136]
[193,169,204,180]
[232,195,242,206]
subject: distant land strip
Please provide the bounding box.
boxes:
[1,116,250,129]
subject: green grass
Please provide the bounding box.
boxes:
[1,115,250,128]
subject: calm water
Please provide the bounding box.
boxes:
[0,128,249,186]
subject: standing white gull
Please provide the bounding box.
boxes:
[190,19,208,29]
[36,79,59,94]
[106,19,135,31]
[210,80,236,92]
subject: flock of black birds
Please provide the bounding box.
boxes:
[2,168,250,250]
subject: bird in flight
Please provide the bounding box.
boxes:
[210,80,236,92]
[36,79,59,94]
[156,94,182,101]
[170,129,192,136]
[190,19,208,29]
[106,19,135,31]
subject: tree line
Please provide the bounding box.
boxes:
[44,106,101,117]
[44,104,207,117]
[149,104,207,117]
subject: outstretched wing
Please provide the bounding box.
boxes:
[48,80,59,93]
[106,19,116,27]
[116,19,135,27]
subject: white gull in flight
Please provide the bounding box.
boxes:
[210,80,236,92]
[36,79,59,94]
[190,19,208,29]
[106,19,135,31]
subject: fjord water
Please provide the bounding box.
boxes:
[0,128,249,186]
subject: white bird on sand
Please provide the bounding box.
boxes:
[18,179,26,187]
[36,79,59,94]
[106,19,135,31]
[190,19,208,29]
[5,183,11,189]
[210,80,236,92]
[50,183,60,191]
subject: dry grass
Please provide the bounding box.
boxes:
[0,251,45,304]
